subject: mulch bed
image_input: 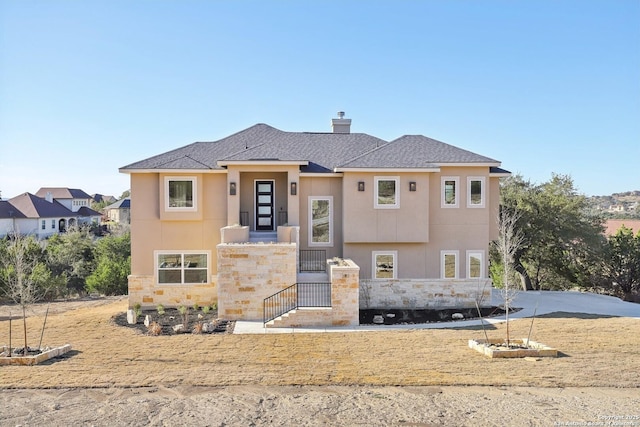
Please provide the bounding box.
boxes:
[111,308,235,335]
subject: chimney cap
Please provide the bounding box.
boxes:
[337,111,345,119]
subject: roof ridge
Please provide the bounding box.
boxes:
[336,139,392,168]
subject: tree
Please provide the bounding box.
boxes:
[85,232,130,295]
[0,233,51,354]
[498,174,605,290]
[45,227,95,296]
[598,226,640,301]
[493,207,525,346]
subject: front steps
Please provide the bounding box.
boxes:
[266,307,333,328]
[248,231,277,243]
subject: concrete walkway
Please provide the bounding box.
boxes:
[233,290,640,334]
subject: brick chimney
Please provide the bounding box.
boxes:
[331,111,351,134]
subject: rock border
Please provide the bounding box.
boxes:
[0,344,72,366]
[468,338,557,358]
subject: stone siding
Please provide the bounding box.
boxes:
[128,275,218,309]
[217,243,297,321]
[359,278,492,309]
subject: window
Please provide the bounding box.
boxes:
[372,251,397,279]
[441,177,459,208]
[467,177,485,208]
[467,250,484,279]
[375,176,400,209]
[157,252,209,284]
[309,196,333,246]
[441,250,459,279]
[51,219,55,229]
[41,220,46,230]
[165,177,197,211]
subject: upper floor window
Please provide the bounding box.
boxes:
[441,177,459,208]
[41,220,46,230]
[441,250,459,279]
[372,251,397,279]
[165,177,197,211]
[51,219,55,229]
[467,177,485,208]
[309,196,333,246]
[467,250,484,278]
[375,177,399,209]
[157,251,209,284]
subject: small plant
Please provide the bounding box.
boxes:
[156,304,165,315]
[177,305,189,328]
[192,322,203,334]
[133,303,142,318]
[202,305,211,315]
[193,303,200,311]
[211,302,217,310]
[147,321,162,336]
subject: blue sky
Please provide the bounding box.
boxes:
[1,0,638,199]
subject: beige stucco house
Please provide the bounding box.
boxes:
[120,114,509,327]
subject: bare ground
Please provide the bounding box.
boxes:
[1,298,639,426]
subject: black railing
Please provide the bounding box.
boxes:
[299,249,326,272]
[263,282,331,324]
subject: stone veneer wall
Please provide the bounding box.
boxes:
[217,243,297,321]
[359,278,492,310]
[128,275,218,309]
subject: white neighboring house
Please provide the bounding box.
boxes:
[0,190,102,238]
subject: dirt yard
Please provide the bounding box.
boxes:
[1,298,639,426]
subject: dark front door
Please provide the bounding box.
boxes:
[255,181,274,231]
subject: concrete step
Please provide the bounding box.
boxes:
[248,231,277,243]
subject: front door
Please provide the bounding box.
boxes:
[255,181,274,231]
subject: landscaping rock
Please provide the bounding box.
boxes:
[127,309,137,324]
[144,315,151,327]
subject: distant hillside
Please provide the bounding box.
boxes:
[587,190,640,219]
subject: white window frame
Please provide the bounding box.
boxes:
[164,176,197,212]
[372,250,398,280]
[441,176,459,208]
[41,220,46,230]
[51,219,55,229]
[466,250,485,279]
[155,250,211,285]
[467,177,485,208]
[374,176,400,209]
[308,196,333,247]
[440,250,459,279]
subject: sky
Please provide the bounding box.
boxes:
[1,0,638,200]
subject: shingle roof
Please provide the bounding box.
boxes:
[105,198,130,209]
[77,206,102,217]
[0,200,27,219]
[8,193,75,218]
[35,188,92,199]
[120,123,502,173]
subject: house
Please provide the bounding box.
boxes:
[605,219,640,236]
[0,191,102,238]
[92,193,117,205]
[104,197,131,224]
[120,114,509,327]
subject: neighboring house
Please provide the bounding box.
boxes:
[605,219,640,236]
[120,114,510,327]
[104,198,131,224]
[92,193,117,205]
[0,191,102,238]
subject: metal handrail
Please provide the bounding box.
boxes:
[299,249,326,272]
[263,282,331,324]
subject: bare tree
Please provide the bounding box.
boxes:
[494,208,525,347]
[1,231,49,355]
